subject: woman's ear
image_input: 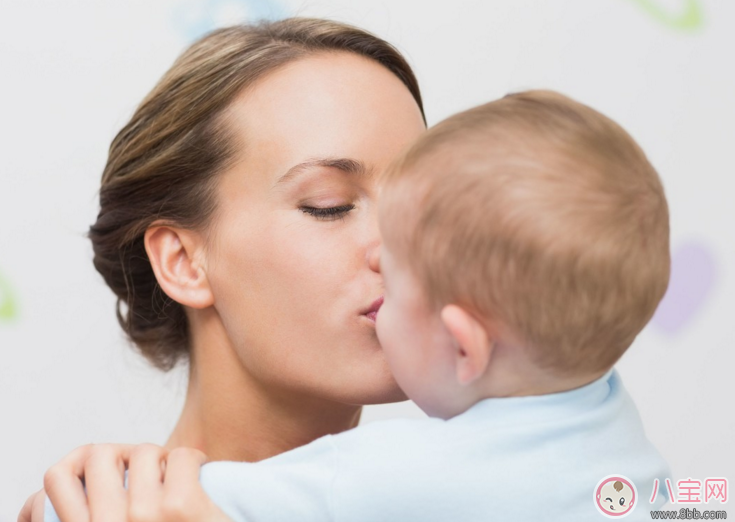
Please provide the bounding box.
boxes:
[144,225,214,309]
[440,304,495,386]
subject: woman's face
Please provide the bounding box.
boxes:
[203,52,425,405]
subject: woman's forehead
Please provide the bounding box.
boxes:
[221,52,425,186]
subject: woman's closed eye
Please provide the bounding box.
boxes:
[301,204,355,221]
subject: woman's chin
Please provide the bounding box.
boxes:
[337,365,409,405]
[361,386,410,405]
[339,388,409,406]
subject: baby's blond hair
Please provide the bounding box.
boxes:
[380,90,670,376]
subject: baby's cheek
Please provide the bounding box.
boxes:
[375,306,391,345]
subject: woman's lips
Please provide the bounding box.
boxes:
[362,296,384,322]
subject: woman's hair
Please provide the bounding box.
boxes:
[90,18,425,371]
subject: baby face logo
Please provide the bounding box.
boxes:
[595,476,637,518]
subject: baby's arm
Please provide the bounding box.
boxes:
[200,436,338,522]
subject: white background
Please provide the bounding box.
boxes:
[1,0,733,518]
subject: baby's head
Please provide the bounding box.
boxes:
[375,90,670,418]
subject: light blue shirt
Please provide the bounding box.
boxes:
[46,370,670,521]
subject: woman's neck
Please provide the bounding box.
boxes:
[165,315,362,462]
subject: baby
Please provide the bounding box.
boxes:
[47,90,672,521]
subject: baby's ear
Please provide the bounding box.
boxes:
[440,305,495,385]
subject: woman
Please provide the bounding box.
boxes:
[20,17,426,521]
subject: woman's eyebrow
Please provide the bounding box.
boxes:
[274,157,369,186]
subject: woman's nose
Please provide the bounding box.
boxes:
[368,243,381,273]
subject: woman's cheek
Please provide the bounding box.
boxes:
[286,225,350,285]
[308,218,366,278]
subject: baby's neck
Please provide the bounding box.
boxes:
[484,365,606,399]
[439,349,608,419]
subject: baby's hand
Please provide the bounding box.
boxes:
[18,443,233,522]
